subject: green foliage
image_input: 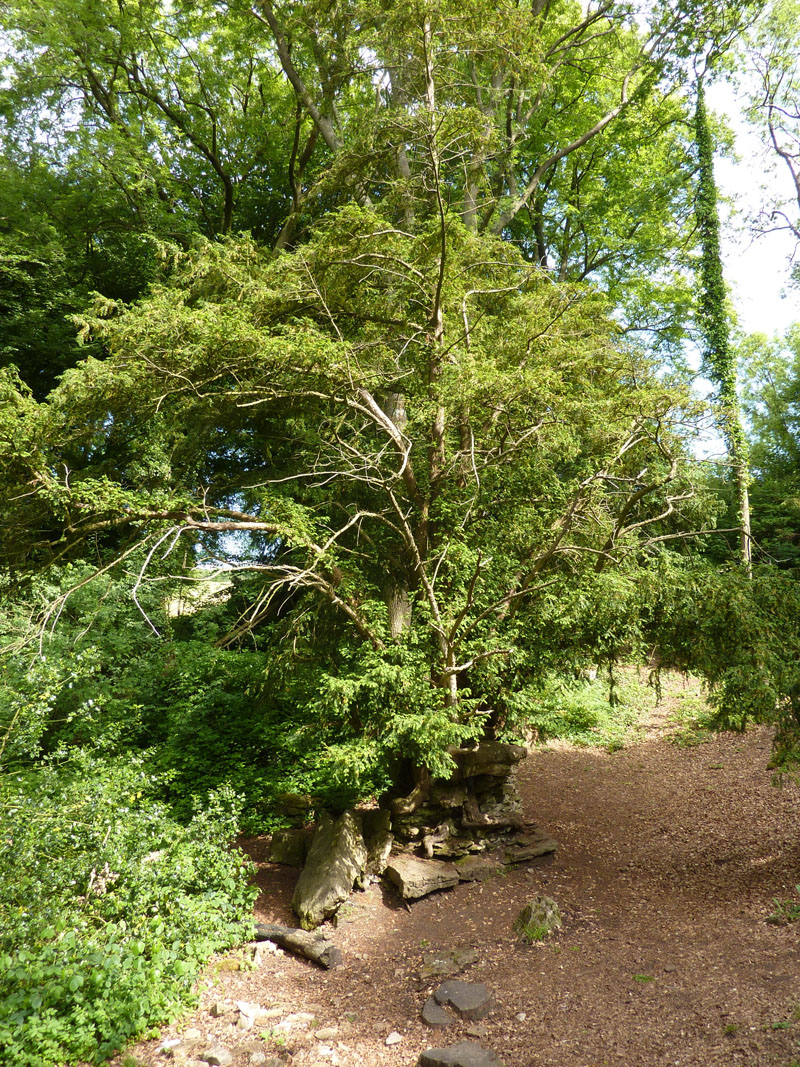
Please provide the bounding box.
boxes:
[519,672,651,751]
[694,78,751,563]
[0,758,256,1067]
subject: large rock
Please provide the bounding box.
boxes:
[433,980,492,1020]
[500,828,558,864]
[452,742,526,780]
[419,1042,504,1067]
[385,855,459,900]
[292,811,367,929]
[268,827,310,867]
[454,855,502,882]
[362,808,393,878]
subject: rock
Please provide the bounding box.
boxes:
[183,1028,203,1041]
[433,980,493,1021]
[454,856,502,882]
[501,828,558,865]
[237,1000,268,1021]
[452,742,526,779]
[385,1031,403,1045]
[208,1002,227,1018]
[275,791,318,818]
[418,1042,504,1067]
[274,1011,317,1031]
[362,809,394,878]
[513,895,562,941]
[249,1055,267,1066]
[201,1048,234,1067]
[292,812,367,929]
[431,783,468,808]
[419,947,479,980]
[465,1025,487,1039]
[269,827,310,867]
[314,1027,339,1041]
[422,996,453,1028]
[385,855,459,900]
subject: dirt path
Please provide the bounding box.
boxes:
[123,718,800,1067]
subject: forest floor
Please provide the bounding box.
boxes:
[119,675,800,1067]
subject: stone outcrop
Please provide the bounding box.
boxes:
[291,811,367,929]
[391,742,531,864]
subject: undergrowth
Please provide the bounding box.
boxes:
[525,669,653,750]
[524,668,714,752]
[0,757,256,1067]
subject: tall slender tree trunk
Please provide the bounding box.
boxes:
[695,77,752,574]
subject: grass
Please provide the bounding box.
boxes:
[632,973,655,983]
[517,920,552,943]
[526,667,714,753]
[766,886,800,926]
[664,687,716,747]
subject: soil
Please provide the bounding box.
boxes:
[119,696,800,1067]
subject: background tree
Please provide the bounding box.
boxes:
[739,0,800,254]
[694,76,753,570]
[740,325,800,569]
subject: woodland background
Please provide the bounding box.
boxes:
[2,0,800,1062]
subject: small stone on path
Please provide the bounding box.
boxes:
[385,1030,403,1045]
[422,996,454,1028]
[201,1048,234,1067]
[433,980,493,1020]
[418,1042,504,1067]
[465,1024,487,1039]
[419,947,479,979]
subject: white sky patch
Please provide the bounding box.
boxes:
[707,79,798,337]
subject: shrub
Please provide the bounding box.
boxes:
[0,756,256,1066]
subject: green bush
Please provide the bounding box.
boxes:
[0,756,256,1067]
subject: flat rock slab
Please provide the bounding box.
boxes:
[433,980,492,1020]
[419,1042,504,1067]
[501,827,558,864]
[419,946,479,980]
[385,855,459,900]
[421,995,454,1028]
[454,855,502,882]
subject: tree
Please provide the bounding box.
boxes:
[740,0,800,253]
[1,205,712,799]
[694,77,753,570]
[740,325,800,569]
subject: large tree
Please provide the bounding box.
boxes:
[1,206,709,797]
